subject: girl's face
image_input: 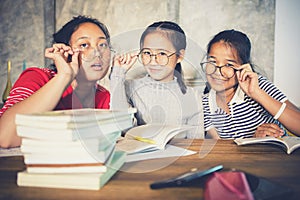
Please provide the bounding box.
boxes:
[70,22,111,82]
[206,41,240,93]
[141,32,184,82]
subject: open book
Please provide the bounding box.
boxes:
[234,136,300,154]
[116,124,194,154]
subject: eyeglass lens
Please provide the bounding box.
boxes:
[138,50,173,66]
[202,62,236,78]
[80,40,111,62]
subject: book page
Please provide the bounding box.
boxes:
[282,136,300,153]
[125,124,193,149]
[234,136,300,154]
[125,144,196,162]
[116,139,157,154]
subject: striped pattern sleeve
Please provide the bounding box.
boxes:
[0,68,54,117]
[202,94,212,131]
[258,76,287,102]
[0,87,35,117]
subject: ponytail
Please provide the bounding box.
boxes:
[174,63,187,94]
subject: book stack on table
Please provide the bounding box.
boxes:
[15,108,136,190]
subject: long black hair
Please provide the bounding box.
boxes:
[204,29,253,94]
[53,15,110,45]
[140,21,187,94]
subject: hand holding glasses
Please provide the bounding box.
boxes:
[200,61,241,79]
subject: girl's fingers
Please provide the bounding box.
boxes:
[112,52,138,69]
[255,123,284,138]
[52,44,73,55]
[239,64,251,80]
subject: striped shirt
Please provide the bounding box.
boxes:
[202,76,287,139]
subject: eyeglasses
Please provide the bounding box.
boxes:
[200,61,241,79]
[75,39,114,62]
[138,48,176,66]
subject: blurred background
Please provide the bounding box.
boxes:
[0,0,299,105]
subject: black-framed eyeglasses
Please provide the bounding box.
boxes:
[138,48,176,66]
[200,61,241,79]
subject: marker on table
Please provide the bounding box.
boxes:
[134,136,156,144]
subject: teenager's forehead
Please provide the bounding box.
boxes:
[209,41,240,62]
[142,32,176,52]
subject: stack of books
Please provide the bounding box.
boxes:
[16,108,136,190]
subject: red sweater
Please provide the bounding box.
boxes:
[0,67,110,117]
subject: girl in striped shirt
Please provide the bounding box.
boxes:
[201,29,300,139]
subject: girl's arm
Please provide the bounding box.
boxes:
[206,128,220,139]
[253,93,300,136]
[185,89,206,139]
[237,64,300,137]
[110,53,137,110]
[0,44,79,148]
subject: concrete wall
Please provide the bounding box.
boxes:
[0,0,276,103]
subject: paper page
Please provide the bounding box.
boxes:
[116,139,157,154]
[283,136,300,147]
[124,124,193,150]
[125,144,196,162]
[282,136,300,153]
[0,147,23,157]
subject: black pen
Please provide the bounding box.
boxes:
[150,165,223,189]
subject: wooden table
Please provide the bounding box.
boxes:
[0,139,300,200]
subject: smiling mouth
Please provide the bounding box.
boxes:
[209,75,228,84]
[148,66,163,71]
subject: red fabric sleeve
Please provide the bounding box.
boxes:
[0,67,55,117]
[95,85,110,109]
[0,67,110,117]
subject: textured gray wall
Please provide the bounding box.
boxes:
[0,0,275,103]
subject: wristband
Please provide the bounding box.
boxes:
[274,102,286,120]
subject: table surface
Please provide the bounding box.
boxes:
[0,139,300,200]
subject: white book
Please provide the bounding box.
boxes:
[17,116,133,141]
[25,149,119,174]
[23,143,115,164]
[26,163,107,174]
[16,108,136,124]
[116,124,194,154]
[20,131,120,153]
[17,151,126,190]
[234,136,300,154]
[16,114,134,131]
